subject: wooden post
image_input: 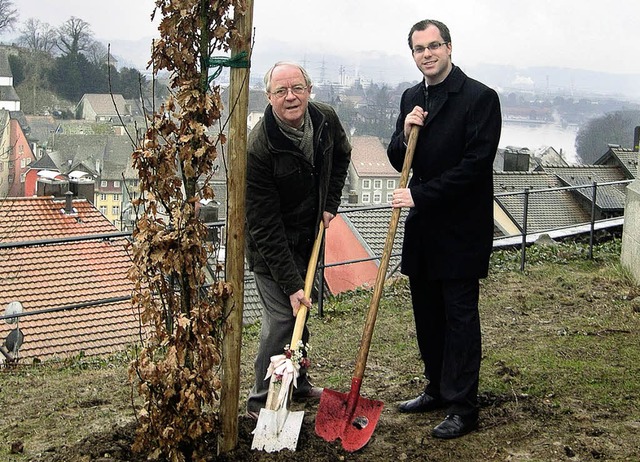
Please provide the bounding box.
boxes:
[219,0,253,453]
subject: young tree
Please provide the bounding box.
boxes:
[0,0,17,35]
[128,0,248,459]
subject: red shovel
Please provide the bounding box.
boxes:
[315,126,420,452]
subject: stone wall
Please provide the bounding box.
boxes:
[621,177,640,283]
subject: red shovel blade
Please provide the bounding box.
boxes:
[315,379,384,452]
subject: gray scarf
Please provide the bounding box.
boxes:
[274,108,314,165]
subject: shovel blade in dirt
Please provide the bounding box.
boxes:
[315,379,384,452]
[251,406,304,452]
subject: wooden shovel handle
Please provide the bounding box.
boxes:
[290,220,325,348]
[354,125,419,379]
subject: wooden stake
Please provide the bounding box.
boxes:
[219,0,253,453]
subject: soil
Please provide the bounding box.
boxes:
[5,241,640,462]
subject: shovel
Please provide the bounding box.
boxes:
[251,221,326,452]
[315,125,420,452]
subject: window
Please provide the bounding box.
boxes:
[101,180,107,187]
[386,192,393,203]
[373,192,382,204]
[20,158,26,168]
[112,206,120,216]
[362,192,371,204]
[18,145,24,154]
[373,179,382,189]
[114,180,120,188]
[387,179,396,189]
[113,194,120,201]
[99,206,107,215]
[100,193,107,201]
[362,179,371,189]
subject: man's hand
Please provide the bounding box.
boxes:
[404,105,427,140]
[392,188,415,208]
[289,289,312,316]
[322,211,335,229]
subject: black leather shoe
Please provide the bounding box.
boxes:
[292,386,323,401]
[431,414,478,439]
[398,393,444,413]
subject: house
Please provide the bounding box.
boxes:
[23,114,60,155]
[5,111,37,197]
[0,47,20,112]
[0,110,9,194]
[0,195,139,362]
[540,165,629,219]
[75,93,131,122]
[0,110,36,197]
[595,145,639,179]
[493,171,593,236]
[45,131,135,226]
[494,145,568,172]
[346,135,400,206]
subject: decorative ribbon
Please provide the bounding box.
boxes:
[264,353,301,410]
[207,51,249,83]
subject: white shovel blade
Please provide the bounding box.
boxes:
[251,408,304,452]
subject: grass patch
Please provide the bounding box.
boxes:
[1,237,639,461]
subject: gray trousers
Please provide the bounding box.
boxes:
[247,271,313,413]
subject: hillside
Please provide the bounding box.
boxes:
[1,237,639,461]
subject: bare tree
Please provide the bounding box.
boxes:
[17,18,57,54]
[85,40,108,66]
[0,0,17,34]
[56,16,94,56]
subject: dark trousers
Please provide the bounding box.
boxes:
[408,276,482,416]
[247,272,313,413]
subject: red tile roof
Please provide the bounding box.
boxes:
[350,136,398,178]
[0,196,116,242]
[0,196,138,362]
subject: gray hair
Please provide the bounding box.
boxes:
[263,61,313,92]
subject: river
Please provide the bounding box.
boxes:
[500,121,581,164]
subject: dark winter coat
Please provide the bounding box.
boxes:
[246,101,351,295]
[387,66,502,279]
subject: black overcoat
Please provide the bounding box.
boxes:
[387,66,502,279]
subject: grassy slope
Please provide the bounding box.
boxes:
[1,238,639,461]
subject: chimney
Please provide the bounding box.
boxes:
[634,126,640,152]
[64,190,74,214]
[348,190,358,204]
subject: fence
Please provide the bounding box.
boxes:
[1,179,632,358]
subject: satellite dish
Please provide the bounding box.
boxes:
[4,301,23,325]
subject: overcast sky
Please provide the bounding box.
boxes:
[11,0,640,76]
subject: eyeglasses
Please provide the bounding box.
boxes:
[412,42,449,55]
[269,85,308,98]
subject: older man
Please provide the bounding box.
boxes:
[245,61,351,418]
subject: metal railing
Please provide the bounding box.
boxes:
[493,179,631,271]
[1,179,632,325]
